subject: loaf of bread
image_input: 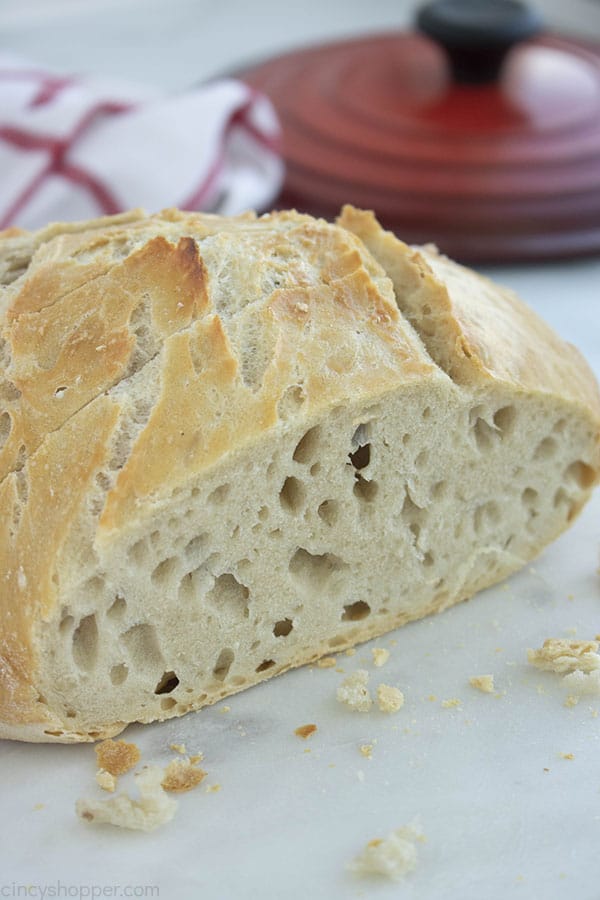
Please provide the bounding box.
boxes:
[0,206,598,743]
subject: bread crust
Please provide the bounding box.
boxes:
[0,206,598,742]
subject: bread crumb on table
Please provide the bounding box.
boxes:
[348,822,424,881]
[337,670,373,712]
[469,674,495,694]
[376,684,404,713]
[94,739,141,777]
[359,743,375,759]
[560,753,575,760]
[527,639,600,674]
[95,769,117,793]
[317,656,337,669]
[205,784,222,793]
[294,723,317,739]
[371,648,390,668]
[161,758,207,793]
[170,743,186,755]
[441,698,462,709]
[561,669,600,699]
[77,766,177,832]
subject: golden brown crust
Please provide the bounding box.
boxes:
[161,758,207,793]
[337,206,600,425]
[0,397,121,731]
[95,738,141,776]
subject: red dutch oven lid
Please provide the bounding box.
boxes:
[242,0,600,262]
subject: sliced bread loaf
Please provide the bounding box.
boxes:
[0,206,598,742]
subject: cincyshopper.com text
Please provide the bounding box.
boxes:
[1,884,160,899]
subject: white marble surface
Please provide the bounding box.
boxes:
[0,3,599,899]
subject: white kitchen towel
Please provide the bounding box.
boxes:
[0,53,283,230]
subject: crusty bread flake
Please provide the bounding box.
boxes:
[527,639,600,674]
[95,769,116,792]
[76,766,177,831]
[371,648,390,668]
[469,674,495,693]
[376,684,404,713]
[294,724,317,739]
[348,822,424,881]
[161,758,207,793]
[94,739,141,776]
[562,669,600,699]
[337,670,372,712]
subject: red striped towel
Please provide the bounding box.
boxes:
[0,53,283,230]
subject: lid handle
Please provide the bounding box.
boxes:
[416,0,543,84]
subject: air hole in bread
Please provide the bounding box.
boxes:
[423,551,434,567]
[110,663,128,686]
[213,648,234,681]
[256,658,275,673]
[493,405,516,436]
[401,491,423,522]
[273,618,293,637]
[422,406,432,420]
[409,521,420,542]
[59,613,74,636]
[0,411,11,450]
[553,487,577,522]
[15,469,28,505]
[207,573,250,617]
[310,462,321,476]
[472,414,495,451]
[431,480,446,499]
[208,484,230,505]
[553,418,566,434]
[121,623,164,671]
[473,501,501,534]
[278,385,305,418]
[353,476,378,502]
[83,575,106,600]
[521,487,538,511]
[95,471,111,493]
[160,697,177,711]
[154,670,180,695]
[184,533,208,560]
[317,499,339,526]
[564,460,596,490]
[293,426,321,463]
[71,614,99,672]
[107,596,127,621]
[1,379,20,403]
[342,600,371,621]
[128,539,149,566]
[349,442,371,471]
[151,557,178,587]
[415,450,428,469]
[534,436,557,460]
[280,476,305,512]
[289,548,347,589]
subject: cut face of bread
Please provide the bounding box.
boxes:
[0,207,598,742]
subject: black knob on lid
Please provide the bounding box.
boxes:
[417,0,543,84]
